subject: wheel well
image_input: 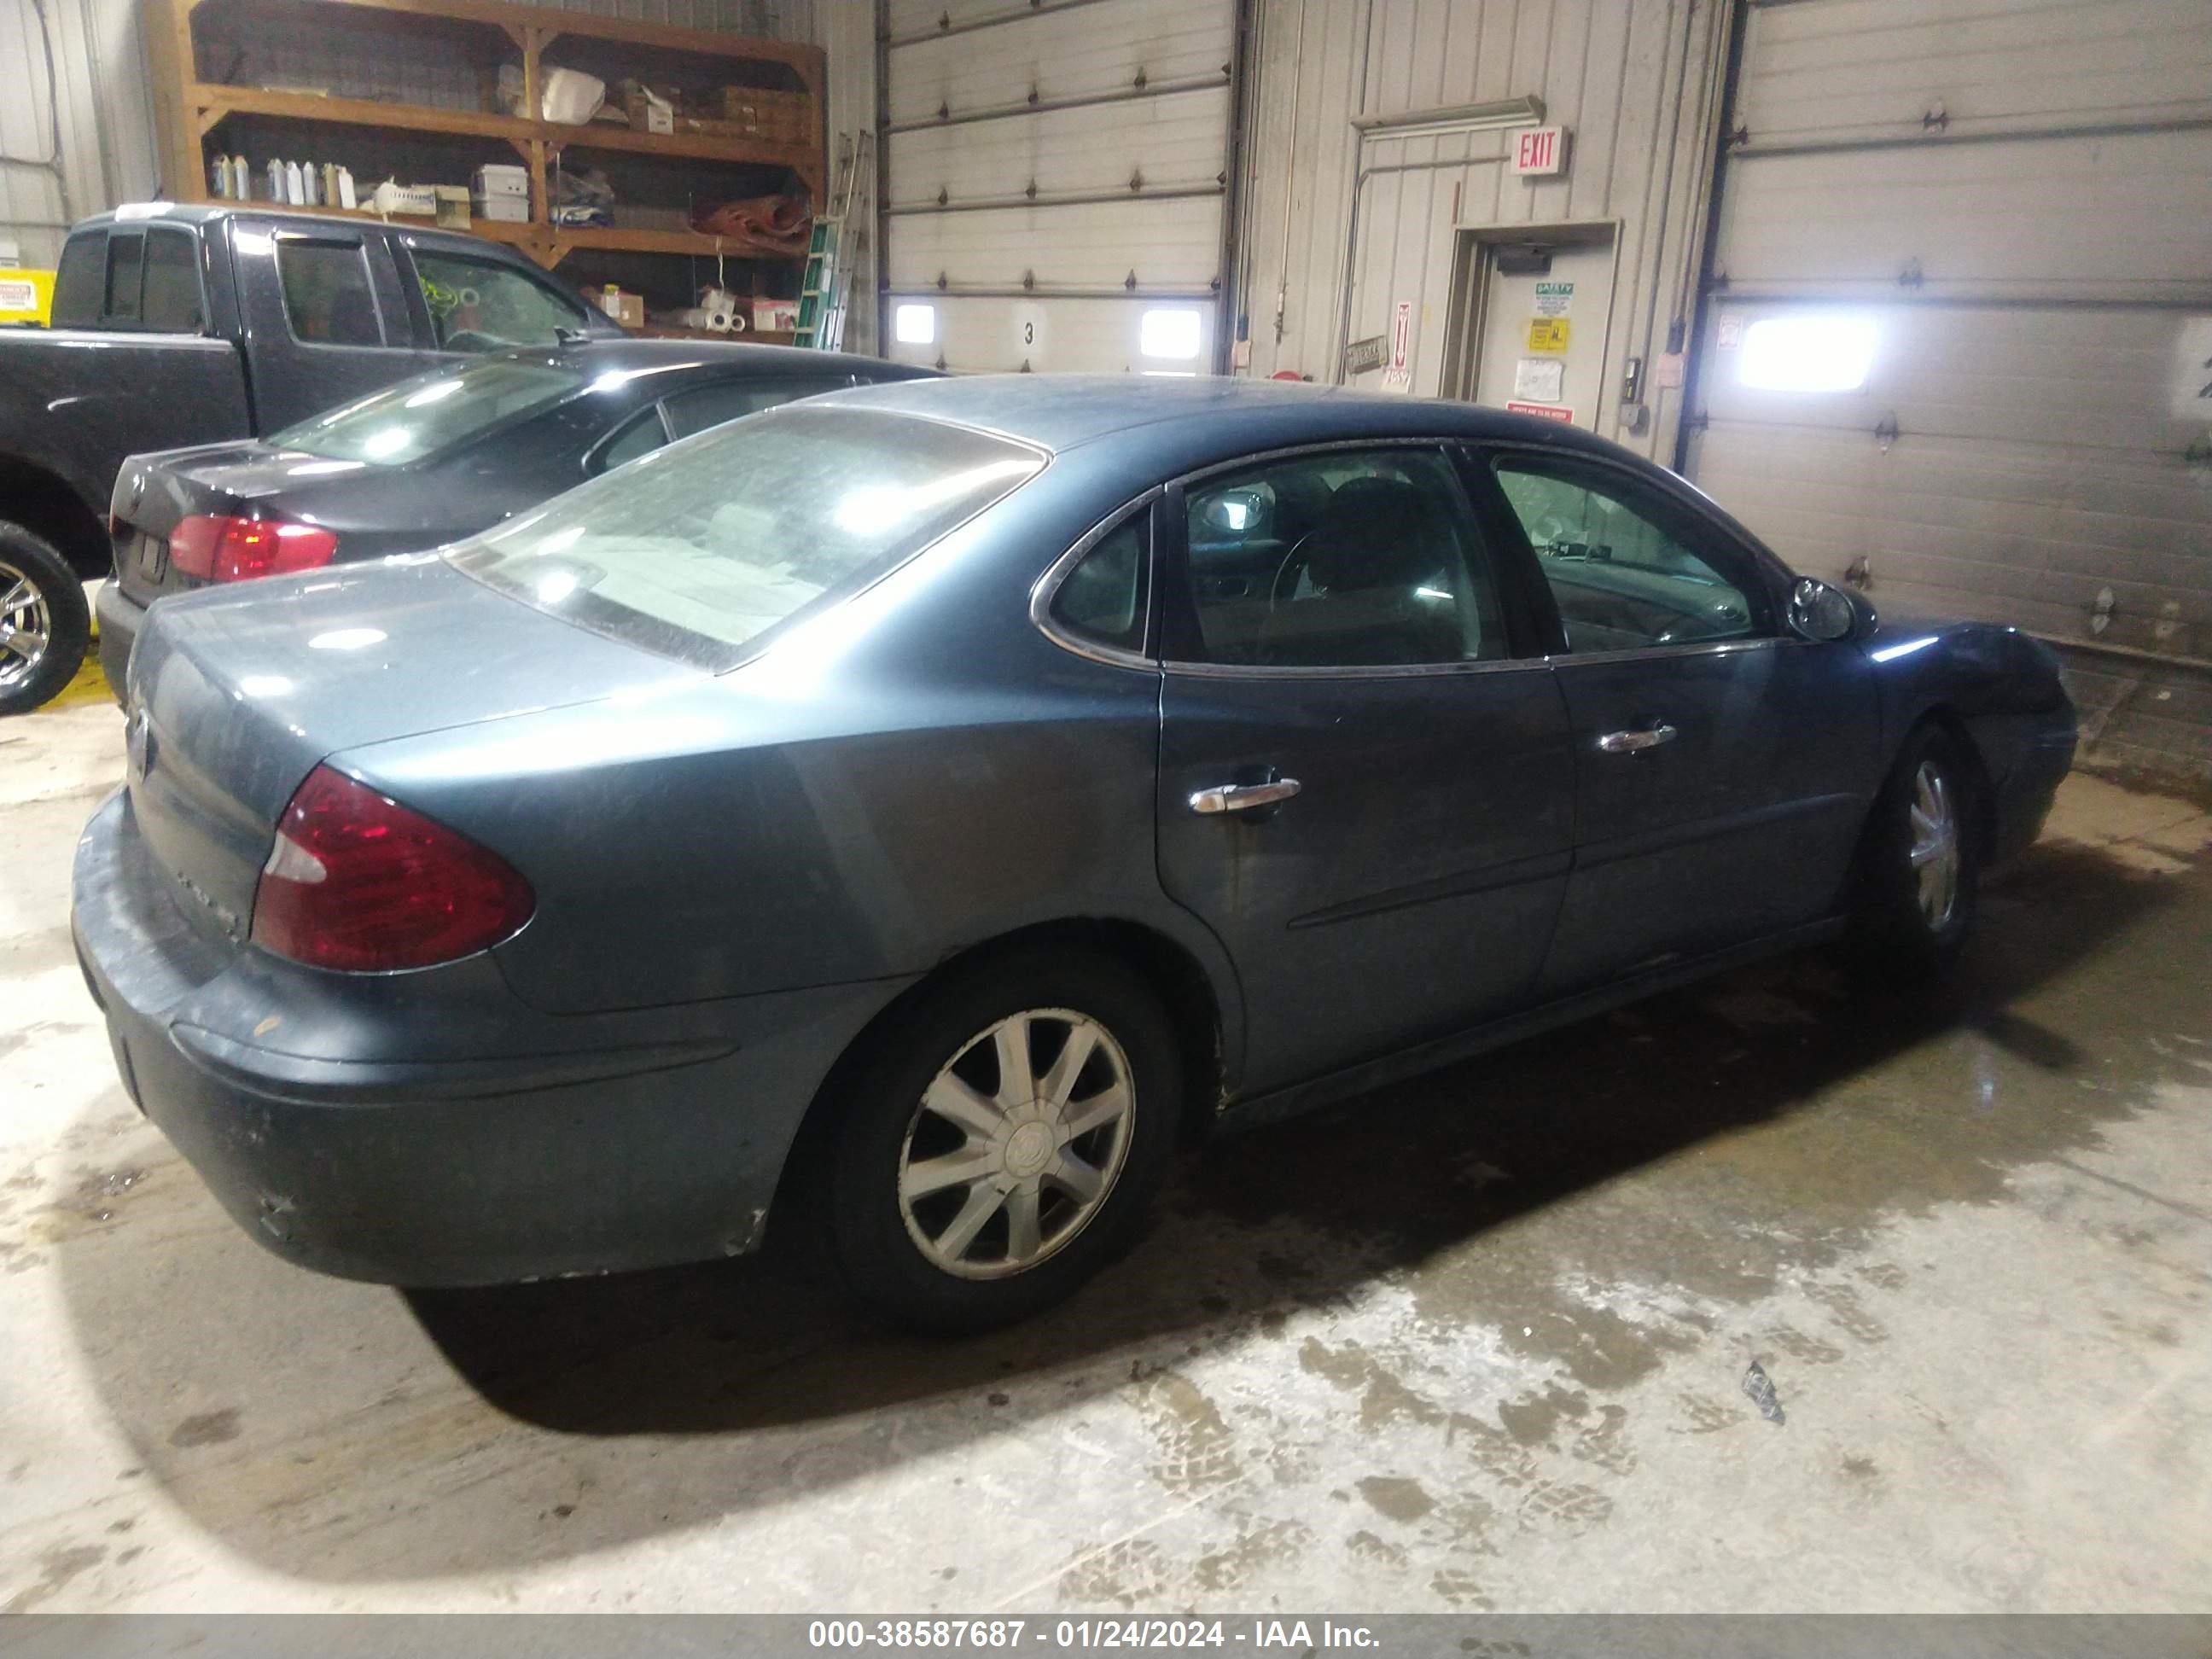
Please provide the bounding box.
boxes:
[771,918,1230,1220]
[0,459,107,580]
[1916,707,2000,862]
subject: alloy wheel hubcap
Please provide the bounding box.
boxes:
[0,561,51,690]
[1908,760,1959,930]
[898,1008,1135,1281]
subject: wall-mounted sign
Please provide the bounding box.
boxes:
[1505,400,1575,422]
[1511,125,1570,178]
[1382,300,1413,391]
[1512,358,1565,402]
[1526,317,1570,354]
[1717,316,1746,350]
[1533,280,1574,317]
[1344,334,1388,375]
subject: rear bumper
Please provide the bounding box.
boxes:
[71,789,908,1286]
[95,581,143,703]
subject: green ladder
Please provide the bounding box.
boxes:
[795,130,871,352]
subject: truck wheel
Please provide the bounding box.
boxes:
[0,522,90,717]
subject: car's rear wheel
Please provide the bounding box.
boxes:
[1850,724,1980,975]
[0,524,90,717]
[825,952,1180,1331]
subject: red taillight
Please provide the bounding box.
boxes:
[251,765,534,972]
[170,514,340,584]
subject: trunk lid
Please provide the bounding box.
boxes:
[125,553,699,952]
[109,441,327,608]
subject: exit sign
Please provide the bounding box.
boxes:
[1511,125,1569,178]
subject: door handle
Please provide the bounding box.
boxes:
[1596,722,1677,754]
[1189,777,1303,815]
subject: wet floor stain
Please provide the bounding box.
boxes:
[1354,1474,1435,1522]
[2,1544,106,1614]
[167,1409,242,1449]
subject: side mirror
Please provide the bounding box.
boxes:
[1788,577,1857,643]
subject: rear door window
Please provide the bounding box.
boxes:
[49,232,103,328]
[140,227,207,333]
[661,376,852,439]
[268,357,585,464]
[277,241,384,346]
[102,233,143,324]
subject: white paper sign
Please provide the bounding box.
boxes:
[1512,357,1565,401]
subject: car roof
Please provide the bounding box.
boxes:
[483,337,934,381]
[825,373,1630,461]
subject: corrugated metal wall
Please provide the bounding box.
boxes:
[0,0,821,270]
[1684,0,2212,781]
[1235,0,1730,466]
[0,0,160,266]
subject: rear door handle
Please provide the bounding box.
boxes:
[1597,722,1677,754]
[1189,777,1302,815]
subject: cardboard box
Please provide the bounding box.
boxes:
[598,286,644,329]
[432,185,472,230]
[472,194,530,223]
[622,86,675,135]
[751,296,798,333]
[715,86,811,141]
[473,164,529,199]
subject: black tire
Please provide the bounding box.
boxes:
[823,949,1181,1333]
[1848,723,1980,977]
[0,521,91,717]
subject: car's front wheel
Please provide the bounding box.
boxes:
[1850,724,1980,975]
[826,952,1181,1331]
[0,523,90,717]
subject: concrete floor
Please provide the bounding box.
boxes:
[3,686,2209,1615]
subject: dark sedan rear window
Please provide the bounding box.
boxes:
[446,405,1045,671]
[269,358,585,465]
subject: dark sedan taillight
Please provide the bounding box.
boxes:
[252,765,535,972]
[170,514,341,584]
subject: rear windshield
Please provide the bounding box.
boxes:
[269,357,583,465]
[446,405,1045,671]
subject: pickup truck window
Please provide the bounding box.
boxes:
[103,234,143,323]
[141,228,206,333]
[278,241,384,347]
[411,248,588,352]
[269,357,584,465]
[51,233,102,328]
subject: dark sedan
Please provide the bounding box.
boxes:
[71,377,2076,1330]
[96,339,931,692]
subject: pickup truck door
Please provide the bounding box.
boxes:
[228,216,437,430]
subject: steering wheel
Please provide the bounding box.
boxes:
[442,329,504,352]
[1269,533,1324,608]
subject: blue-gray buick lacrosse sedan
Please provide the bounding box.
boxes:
[72,375,2075,1330]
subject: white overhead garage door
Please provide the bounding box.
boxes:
[879,0,1237,376]
[1683,0,2212,776]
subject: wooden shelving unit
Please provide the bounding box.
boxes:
[143,0,826,276]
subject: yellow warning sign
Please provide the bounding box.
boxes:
[1526,317,1570,354]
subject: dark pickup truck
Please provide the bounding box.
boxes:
[0,202,618,713]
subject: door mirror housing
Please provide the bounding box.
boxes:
[1788,577,1859,643]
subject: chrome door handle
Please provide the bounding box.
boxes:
[1189,777,1303,815]
[1597,722,1677,753]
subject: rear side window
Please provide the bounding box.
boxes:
[593,409,668,473]
[277,241,382,346]
[141,227,206,332]
[49,233,102,328]
[269,357,584,464]
[103,233,143,323]
[1051,515,1150,653]
[662,377,847,439]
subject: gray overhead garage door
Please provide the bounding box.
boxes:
[1683,0,2212,777]
[878,0,1237,376]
